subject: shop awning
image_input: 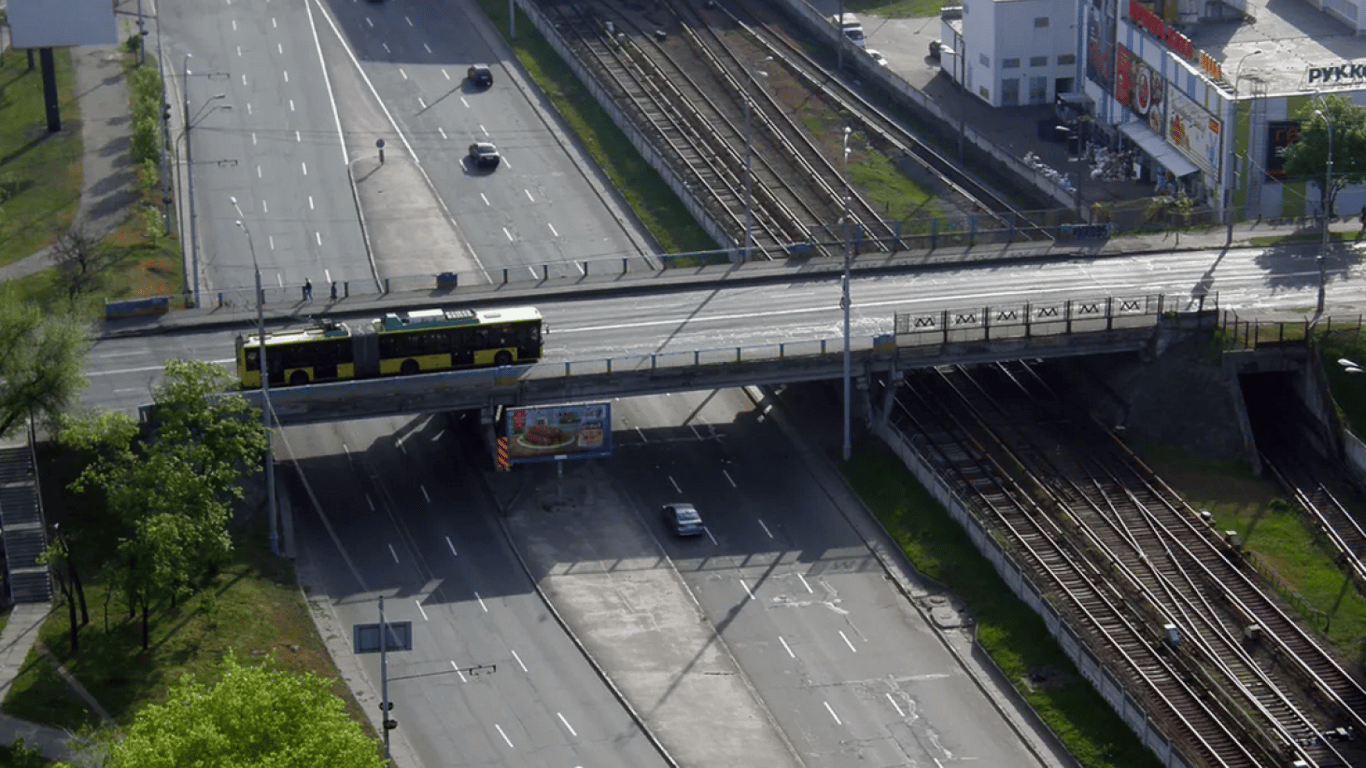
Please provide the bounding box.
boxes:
[1118,120,1201,178]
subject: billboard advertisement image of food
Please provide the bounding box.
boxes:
[505,402,613,464]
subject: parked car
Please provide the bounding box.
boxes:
[468,142,501,169]
[662,503,705,537]
[467,64,493,88]
[867,49,888,67]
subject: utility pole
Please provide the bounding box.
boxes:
[230,196,277,558]
[841,126,853,463]
[1317,105,1333,317]
[380,595,393,761]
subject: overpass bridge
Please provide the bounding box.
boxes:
[144,294,1209,427]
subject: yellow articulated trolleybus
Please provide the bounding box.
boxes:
[236,306,544,388]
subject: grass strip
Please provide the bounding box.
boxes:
[843,440,1160,768]
[474,0,717,256]
[0,48,82,268]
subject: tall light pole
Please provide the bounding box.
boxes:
[743,60,771,261]
[841,126,854,463]
[1224,49,1261,239]
[230,195,279,558]
[183,54,231,309]
[939,42,967,160]
[1316,106,1333,316]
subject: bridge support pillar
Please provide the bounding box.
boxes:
[879,358,899,428]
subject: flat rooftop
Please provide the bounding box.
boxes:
[1188,0,1366,97]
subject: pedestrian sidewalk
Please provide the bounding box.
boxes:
[0,604,77,764]
[0,35,136,284]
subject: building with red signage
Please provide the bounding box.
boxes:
[1082,0,1366,219]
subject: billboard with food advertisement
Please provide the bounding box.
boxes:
[1085,0,1119,92]
[504,402,613,464]
[1116,45,1165,133]
[1164,86,1221,177]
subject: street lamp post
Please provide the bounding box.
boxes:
[230,196,279,558]
[841,126,853,463]
[183,56,230,309]
[743,60,771,261]
[1316,106,1333,315]
[1224,49,1262,240]
[939,42,967,160]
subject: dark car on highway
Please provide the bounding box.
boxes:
[467,64,493,88]
[467,142,500,170]
[662,503,705,537]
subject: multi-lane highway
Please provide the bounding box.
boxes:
[160,0,650,301]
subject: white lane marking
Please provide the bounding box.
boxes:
[494,724,513,749]
[511,649,528,672]
[112,388,142,394]
[88,358,233,377]
[442,68,450,80]
[308,195,315,210]
[421,485,431,503]
[283,70,289,82]
[432,430,445,441]
[232,19,237,30]
[886,693,905,717]
[388,544,400,563]
[404,15,412,25]
[500,156,511,170]
[525,266,538,280]
[740,579,754,600]
[315,231,322,246]
[237,45,242,56]
[480,193,490,206]
[503,227,513,242]
[824,701,842,725]
[723,470,737,487]
[839,630,857,653]
[365,16,373,26]
[269,235,276,252]
[438,127,447,140]
[277,42,283,54]
[779,636,795,658]
[479,124,488,136]
[758,519,774,539]
[415,600,428,621]
[342,443,350,455]
[271,16,277,27]
[289,98,295,112]
[557,712,577,737]
[324,268,331,284]
[251,132,257,146]
[634,427,647,442]
[524,189,535,202]
[424,42,432,53]
[301,161,308,176]
[668,476,681,494]
[451,660,466,682]
[573,260,584,275]
[246,101,252,115]
[547,223,559,237]
[705,527,717,545]
[399,68,407,80]
[797,573,813,593]
[475,592,488,612]
[446,536,458,556]
[460,96,469,108]
[257,165,262,178]
[303,0,352,165]
[366,494,375,511]
[261,199,268,213]
[417,97,426,109]
[295,130,301,142]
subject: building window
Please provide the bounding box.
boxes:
[1003,58,1021,69]
[1029,76,1047,104]
[978,85,990,100]
[1058,54,1076,65]
[979,53,990,67]
[1030,56,1048,67]
[1034,16,1049,27]
[1002,78,1020,106]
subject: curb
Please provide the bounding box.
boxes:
[345,162,382,293]
[742,384,1075,768]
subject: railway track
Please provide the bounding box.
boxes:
[888,381,1265,768]
[722,0,1048,237]
[910,361,1366,766]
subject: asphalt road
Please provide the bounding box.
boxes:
[604,390,1045,767]
[81,241,1363,412]
[283,414,669,768]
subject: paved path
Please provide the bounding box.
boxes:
[0,604,78,763]
[0,36,136,283]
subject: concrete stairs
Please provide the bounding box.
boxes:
[0,440,51,604]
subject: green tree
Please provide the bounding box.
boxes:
[150,359,267,500]
[1279,94,1366,218]
[90,652,386,768]
[0,292,90,437]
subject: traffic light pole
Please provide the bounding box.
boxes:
[380,595,393,760]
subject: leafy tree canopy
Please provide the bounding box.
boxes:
[90,652,386,768]
[0,291,90,437]
[1280,94,1366,216]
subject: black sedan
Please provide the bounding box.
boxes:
[467,142,500,170]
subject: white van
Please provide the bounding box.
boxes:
[830,13,866,48]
